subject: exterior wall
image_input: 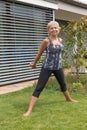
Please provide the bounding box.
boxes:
[43,0,87,21]
[55,10,85,21]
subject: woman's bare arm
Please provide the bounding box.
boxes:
[30,38,49,68]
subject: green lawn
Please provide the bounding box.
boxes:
[0,86,87,130]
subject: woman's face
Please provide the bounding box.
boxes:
[48,24,60,36]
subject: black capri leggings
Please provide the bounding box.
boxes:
[32,67,67,97]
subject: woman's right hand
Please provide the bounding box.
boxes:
[29,62,36,68]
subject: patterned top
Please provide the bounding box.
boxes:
[42,38,64,70]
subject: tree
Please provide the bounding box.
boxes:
[61,17,87,82]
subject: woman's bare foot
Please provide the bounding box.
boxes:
[23,111,31,117]
[66,99,78,102]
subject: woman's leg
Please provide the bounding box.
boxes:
[32,68,52,97]
[53,69,78,102]
[24,68,52,117]
[63,90,78,102]
[23,96,38,117]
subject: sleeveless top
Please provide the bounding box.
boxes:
[42,38,64,70]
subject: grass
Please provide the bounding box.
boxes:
[0,84,87,130]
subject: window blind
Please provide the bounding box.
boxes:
[0,0,53,85]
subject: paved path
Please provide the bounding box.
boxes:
[0,80,37,95]
[0,69,70,95]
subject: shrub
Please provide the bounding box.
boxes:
[72,82,83,92]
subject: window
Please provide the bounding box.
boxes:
[0,0,53,85]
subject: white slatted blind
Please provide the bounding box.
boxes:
[0,0,53,86]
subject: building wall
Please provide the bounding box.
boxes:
[55,10,84,21]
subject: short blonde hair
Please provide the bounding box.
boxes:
[47,21,60,31]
